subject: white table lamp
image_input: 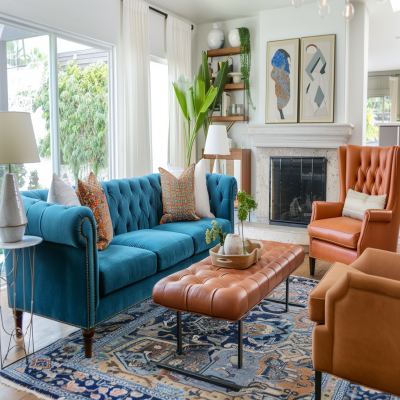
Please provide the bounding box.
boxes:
[0,112,40,243]
[204,125,230,174]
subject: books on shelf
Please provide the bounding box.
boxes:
[221,92,231,117]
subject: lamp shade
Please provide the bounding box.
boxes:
[0,112,40,165]
[204,125,230,156]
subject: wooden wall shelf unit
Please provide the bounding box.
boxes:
[207,47,244,58]
[211,116,248,123]
[202,148,251,207]
[224,83,245,91]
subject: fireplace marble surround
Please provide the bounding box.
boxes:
[240,123,354,245]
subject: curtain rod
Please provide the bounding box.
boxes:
[121,1,194,30]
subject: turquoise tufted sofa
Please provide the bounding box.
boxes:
[5,173,237,357]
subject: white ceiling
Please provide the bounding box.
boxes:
[363,0,400,71]
[150,0,400,72]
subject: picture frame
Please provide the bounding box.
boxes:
[300,34,336,123]
[265,38,300,124]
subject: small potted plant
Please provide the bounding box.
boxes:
[237,190,258,254]
[206,220,227,254]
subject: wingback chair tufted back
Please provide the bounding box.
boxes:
[308,145,400,275]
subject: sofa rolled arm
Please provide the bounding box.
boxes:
[22,196,97,249]
[311,201,344,222]
[206,174,237,233]
[323,271,400,392]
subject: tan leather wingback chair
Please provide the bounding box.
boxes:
[308,145,400,275]
[308,248,400,399]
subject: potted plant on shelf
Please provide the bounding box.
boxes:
[205,220,227,254]
[237,190,258,254]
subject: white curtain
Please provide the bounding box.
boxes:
[389,76,399,122]
[166,16,192,168]
[122,0,152,177]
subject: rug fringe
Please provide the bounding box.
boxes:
[0,375,58,400]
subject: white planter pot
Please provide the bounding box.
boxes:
[207,24,225,50]
[224,234,243,255]
[229,29,241,47]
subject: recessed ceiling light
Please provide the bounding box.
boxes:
[391,0,400,12]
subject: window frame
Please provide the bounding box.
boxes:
[0,12,117,179]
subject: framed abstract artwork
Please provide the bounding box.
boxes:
[300,34,336,123]
[266,38,300,124]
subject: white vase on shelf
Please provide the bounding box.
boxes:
[229,29,241,47]
[207,24,225,50]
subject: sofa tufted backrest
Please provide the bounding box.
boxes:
[100,173,163,236]
[338,145,399,208]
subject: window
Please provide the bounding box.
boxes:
[366,96,391,145]
[0,20,113,190]
[150,59,168,173]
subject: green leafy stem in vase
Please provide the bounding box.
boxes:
[237,190,258,254]
[205,220,227,246]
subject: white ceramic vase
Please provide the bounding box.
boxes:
[224,234,243,255]
[207,24,225,50]
[0,173,27,243]
[229,29,241,47]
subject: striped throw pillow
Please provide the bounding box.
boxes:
[342,189,387,220]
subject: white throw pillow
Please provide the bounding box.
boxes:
[166,159,215,219]
[342,189,387,220]
[47,173,81,206]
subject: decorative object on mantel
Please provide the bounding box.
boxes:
[237,190,258,254]
[207,23,225,50]
[238,27,256,111]
[228,28,241,47]
[300,34,336,123]
[0,112,40,243]
[266,39,300,124]
[248,123,353,148]
[203,125,230,174]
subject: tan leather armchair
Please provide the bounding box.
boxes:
[308,145,400,275]
[308,249,400,399]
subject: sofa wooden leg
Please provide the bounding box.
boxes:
[82,329,95,358]
[13,309,24,339]
[309,257,316,276]
[315,370,322,400]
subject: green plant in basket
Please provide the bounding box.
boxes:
[206,220,227,253]
[237,190,258,254]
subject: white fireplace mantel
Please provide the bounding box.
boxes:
[248,123,354,149]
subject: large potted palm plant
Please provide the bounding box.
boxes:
[173,52,229,166]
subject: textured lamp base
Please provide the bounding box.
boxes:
[0,173,28,243]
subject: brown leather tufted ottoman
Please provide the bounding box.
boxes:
[153,240,305,390]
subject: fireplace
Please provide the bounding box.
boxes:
[269,157,327,227]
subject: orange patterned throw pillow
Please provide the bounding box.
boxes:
[159,164,201,224]
[76,172,113,251]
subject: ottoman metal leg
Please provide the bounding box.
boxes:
[238,319,243,369]
[177,311,183,355]
[265,277,306,310]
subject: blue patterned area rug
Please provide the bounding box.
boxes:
[0,276,397,400]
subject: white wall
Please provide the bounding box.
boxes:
[346,2,369,145]
[195,16,260,198]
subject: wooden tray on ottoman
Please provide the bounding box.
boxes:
[210,239,263,269]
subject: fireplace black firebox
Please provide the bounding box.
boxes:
[269,157,327,227]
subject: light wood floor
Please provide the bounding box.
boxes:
[0,254,331,400]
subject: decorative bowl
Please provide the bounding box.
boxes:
[228,72,243,83]
[210,239,263,269]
